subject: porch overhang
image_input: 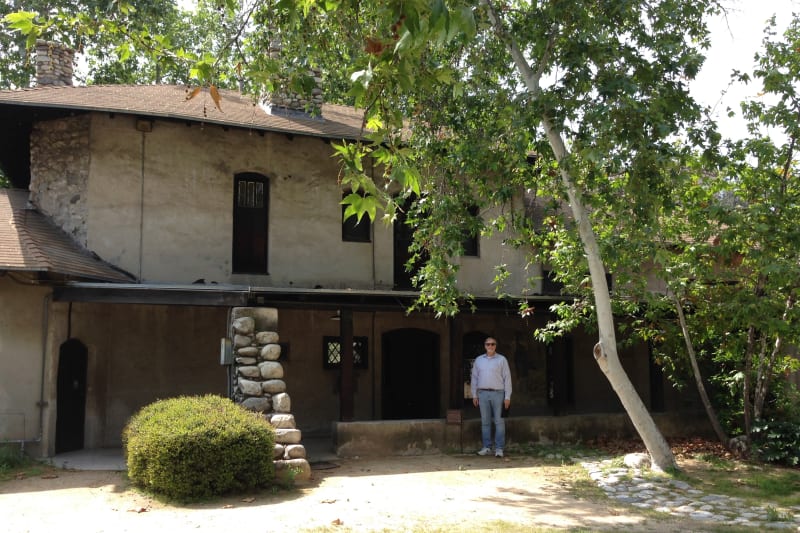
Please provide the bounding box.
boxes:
[52,282,563,312]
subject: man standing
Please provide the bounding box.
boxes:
[471,337,512,457]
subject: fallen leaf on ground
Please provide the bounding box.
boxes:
[331,518,343,525]
[128,507,149,513]
[40,474,59,479]
[241,497,255,503]
[321,499,337,504]
[222,504,234,509]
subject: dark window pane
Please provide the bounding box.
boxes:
[255,182,264,208]
[461,205,479,256]
[247,181,255,207]
[237,181,246,207]
[341,193,371,242]
[342,206,371,242]
[542,270,565,295]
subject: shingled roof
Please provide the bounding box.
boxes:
[0,189,135,283]
[0,84,367,140]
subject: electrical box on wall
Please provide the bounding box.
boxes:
[219,338,232,365]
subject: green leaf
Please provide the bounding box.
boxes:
[3,12,37,34]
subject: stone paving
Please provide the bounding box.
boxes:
[580,457,800,530]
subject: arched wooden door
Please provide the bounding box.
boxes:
[56,339,88,453]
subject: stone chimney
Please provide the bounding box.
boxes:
[34,40,74,87]
[263,37,323,117]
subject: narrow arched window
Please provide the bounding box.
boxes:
[232,173,269,273]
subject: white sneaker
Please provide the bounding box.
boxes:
[477,447,491,456]
[495,449,504,457]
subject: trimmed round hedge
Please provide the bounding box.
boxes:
[123,395,275,500]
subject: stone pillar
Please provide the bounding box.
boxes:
[229,307,311,483]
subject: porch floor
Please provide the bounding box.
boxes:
[49,436,337,471]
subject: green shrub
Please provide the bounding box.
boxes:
[751,419,800,467]
[123,395,275,501]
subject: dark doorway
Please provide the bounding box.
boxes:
[382,329,439,419]
[233,173,269,273]
[546,336,574,415]
[462,331,489,405]
[648,344,665,412]
[56,339,88,453]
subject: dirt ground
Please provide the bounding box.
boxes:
[0,452,718,533]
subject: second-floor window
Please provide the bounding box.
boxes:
[342,193,371,242]
[542,270,612,295]
[233,173,269,274]
[461,205,480,257]
[542,270,565,295]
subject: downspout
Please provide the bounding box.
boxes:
[34,292,52,451]
[138,131,146,279]
[226,306,233,399]
[370,156,377,288]
[371,311,376,419]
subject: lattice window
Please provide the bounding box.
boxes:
[323,336,368,369]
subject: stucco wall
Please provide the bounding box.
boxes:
[83,114,397,288]
[455,198,537,296]
[45,302,229,450]
[0,277,50,445]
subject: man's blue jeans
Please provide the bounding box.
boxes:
[478,389,505,450]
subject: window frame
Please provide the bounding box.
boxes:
[232,172,269,274]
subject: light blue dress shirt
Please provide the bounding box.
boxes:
[470,353,512,400]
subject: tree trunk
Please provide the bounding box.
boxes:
[743,325,755,436]
[560,165,676,473]
[754,296,792,419]
[672,292,730,448]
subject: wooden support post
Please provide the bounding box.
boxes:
[339,308,354,422]
[449,316,464,410]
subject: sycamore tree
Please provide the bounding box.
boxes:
[638,15,800,458]
[5,0,731,471]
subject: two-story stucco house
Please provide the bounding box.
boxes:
[0,42,705,460]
